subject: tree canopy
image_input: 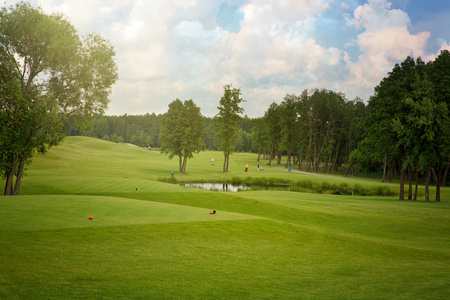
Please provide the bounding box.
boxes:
[214,84,245,172]
[159,99,205,173]
[359,51,450,201]
[0,1,118,195]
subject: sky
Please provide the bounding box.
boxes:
[5,0,450,117]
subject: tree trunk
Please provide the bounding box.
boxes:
[13,155,27,195]
[223,153,228,173]
[407,166,413,200]
[331,137,341,174]
[314,125,330,173]
[431,167,437,184]
[276,150,282,165]
[425,167,430,202]
[414,168,419,201]
[344,163,353,177]
[286,151,291,168]
[442,160,449,187]
[436,162,442,202]
[388,160,394,182]
[181,156,187,173]
[267,144,274,166]
[399,168,405,200]
[4,157,16,196]
[382,155,387,182]
[178,154,183,173]
[257,152,261,162]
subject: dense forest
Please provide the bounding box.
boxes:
[67,113,256,152]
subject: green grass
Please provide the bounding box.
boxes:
[1,136,449,299]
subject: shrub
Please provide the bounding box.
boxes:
[267,177,278,185]
[353,183,363,192]
[231,176,242,184]
[339,183,349,193]
[322,181,331,190]
[304,180,313,188]
[258,177,267,185]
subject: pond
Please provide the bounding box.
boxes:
[180,183,247,192]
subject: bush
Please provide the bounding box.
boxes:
[267,177,278,185]
[322,181,331,190]
[353,183,363,192]
[339,183,349,193]
[231,176,242,184]
[258,177,267,185]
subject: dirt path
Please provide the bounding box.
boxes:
[272,166,346,179]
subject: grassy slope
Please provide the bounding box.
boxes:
[1,136,449,299]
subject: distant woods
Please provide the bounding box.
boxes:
[67,112,255,152]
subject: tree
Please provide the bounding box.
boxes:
[160,99,205,173]
[214,84,245,172]
[278,94,298,169]
[0,2,118,195]
[359,56,423,200]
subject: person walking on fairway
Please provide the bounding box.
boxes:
[211,158,214,166]
[245,163,248,172]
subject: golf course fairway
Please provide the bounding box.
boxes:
[1,136,449,299]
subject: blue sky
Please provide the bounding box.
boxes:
[5,0,450,117]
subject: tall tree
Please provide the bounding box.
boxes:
[359,56,422,200]
[214,84,245,172]
[160,99,205,173]
[0,2,118,195]
[278,94,298,168]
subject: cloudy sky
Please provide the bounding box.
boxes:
[6,0,450,117]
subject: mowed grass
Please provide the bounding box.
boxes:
[1,136,449,299]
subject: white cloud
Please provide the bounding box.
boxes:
[353,0,411,30]
[2,0,446,116]
[344,0,432,100]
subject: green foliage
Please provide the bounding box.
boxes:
[339,182,349,192]
[359,52,449,201]
[321,181,331,190]
[0,2,117,195]
[231,176,243,184]
[214,84,245,172]
[160,99,205,173]
[353,183,363,192]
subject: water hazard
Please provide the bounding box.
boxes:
[180,183,247,192]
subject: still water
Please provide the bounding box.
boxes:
[180,183,247,192]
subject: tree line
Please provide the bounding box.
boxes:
[358,51,450,201]
[68,108,256,152]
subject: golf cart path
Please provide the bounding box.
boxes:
[272,166,353,180]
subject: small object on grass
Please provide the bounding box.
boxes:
[89,216,93,220]
[210,211,213,214]
[213,210,216,214]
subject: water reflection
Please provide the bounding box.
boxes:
[181,183,247,192]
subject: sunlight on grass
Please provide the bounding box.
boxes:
[1,136,449,299]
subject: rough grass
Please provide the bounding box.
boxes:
[1,136,449,299]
